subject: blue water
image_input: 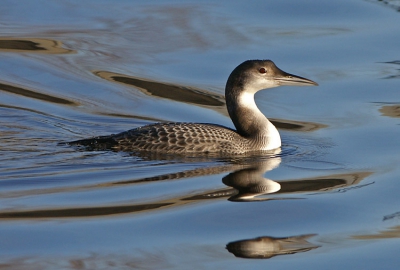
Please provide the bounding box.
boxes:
[1,0,400,269]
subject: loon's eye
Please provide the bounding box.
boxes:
[259,67,267,74]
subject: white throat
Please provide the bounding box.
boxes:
[237,92,281,150]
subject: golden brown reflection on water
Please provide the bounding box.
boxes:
[0,81,77,105]
[353,225,400,240]
[379,104,400,118]
[0,38,75,54]
[352,211,400,240]
[95,71,224,107]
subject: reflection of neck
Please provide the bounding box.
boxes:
[222,156,282,201]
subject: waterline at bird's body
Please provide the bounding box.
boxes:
[67,60,318,155]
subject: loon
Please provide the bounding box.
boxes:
[68,60,318,154]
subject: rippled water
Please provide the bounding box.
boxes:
[1,0,400,269]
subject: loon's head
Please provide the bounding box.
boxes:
[226,59,318,95]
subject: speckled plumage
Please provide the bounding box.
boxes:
[70,122,253,154]
[67,60,317,155]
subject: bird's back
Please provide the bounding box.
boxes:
[69,122,251,154]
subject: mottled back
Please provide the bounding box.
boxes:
[68,122,255,154]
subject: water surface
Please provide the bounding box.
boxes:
[1,0,400,269]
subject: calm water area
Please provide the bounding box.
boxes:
[0,0,400,269]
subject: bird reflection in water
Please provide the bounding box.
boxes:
[226,234,319,259]
[222,150,282,201]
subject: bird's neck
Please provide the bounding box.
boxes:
[225,88,281,149]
